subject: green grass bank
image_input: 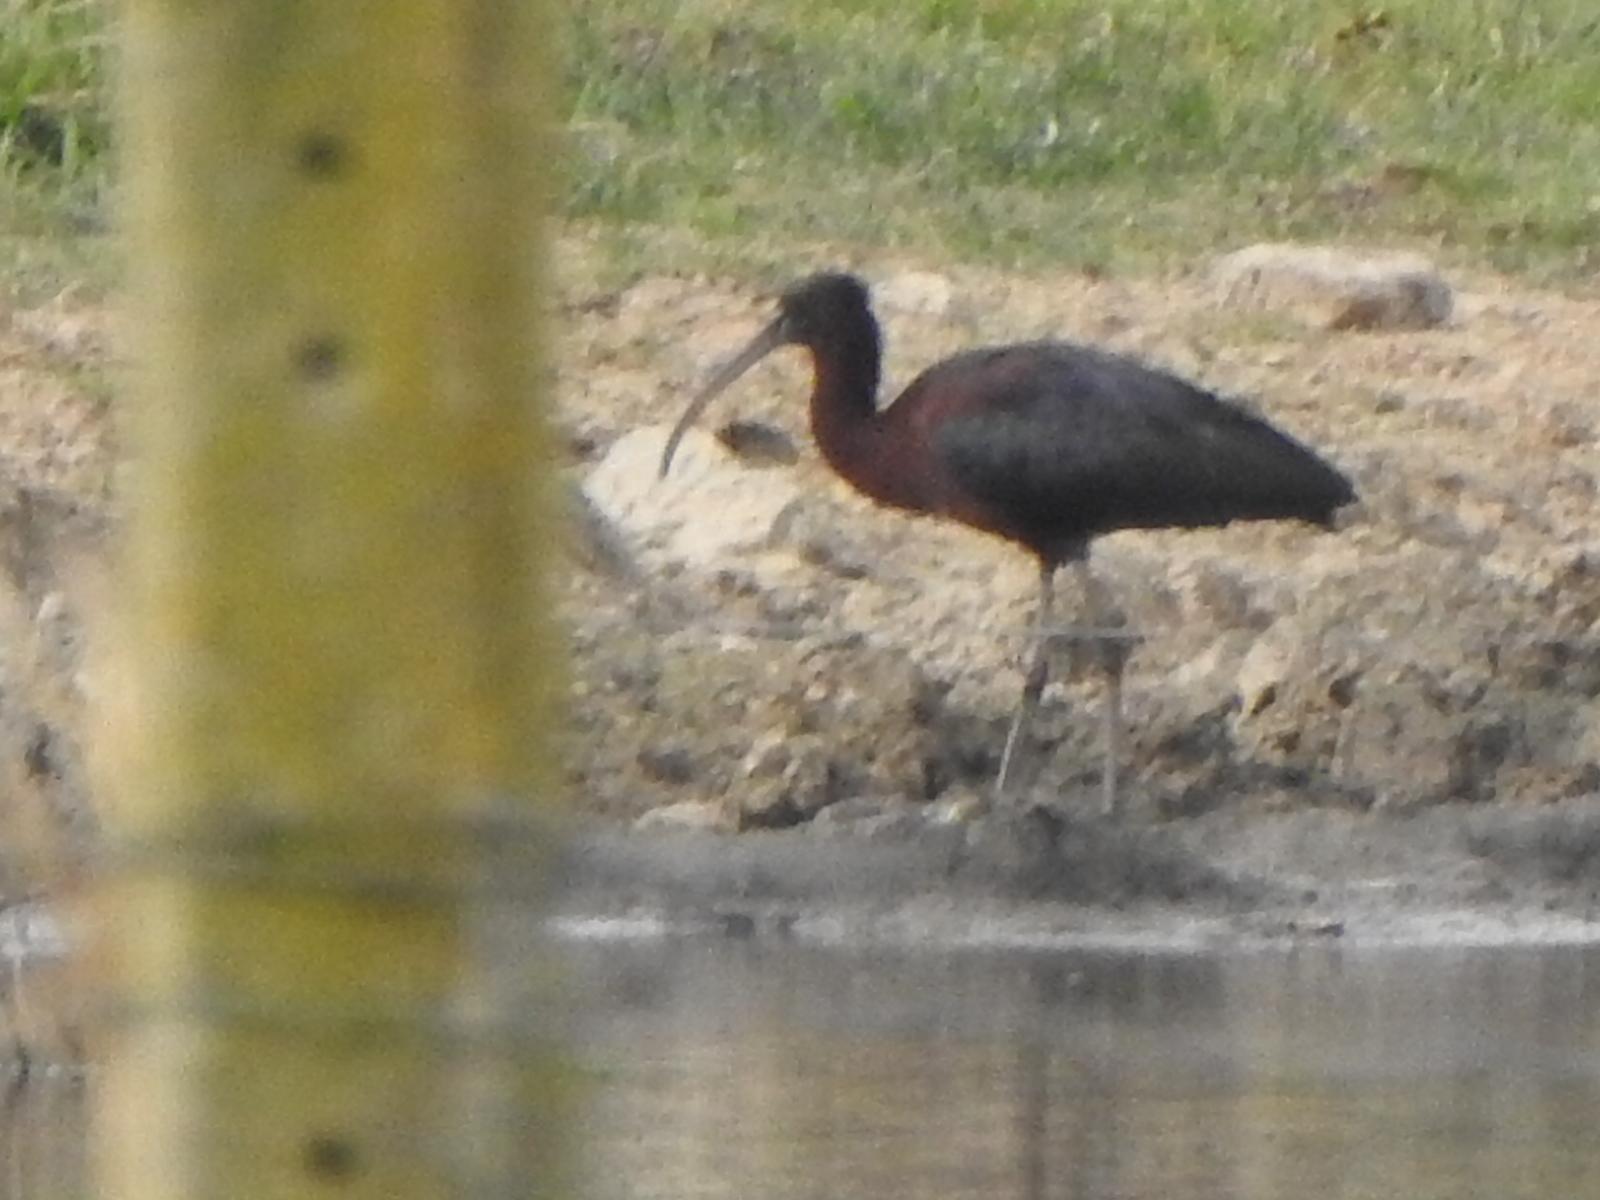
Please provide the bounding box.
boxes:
[5,0,1600,283]
[568,0,1600,280]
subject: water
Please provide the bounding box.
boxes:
[0,1078,80,1200]
[4,937,1597,1198]
[568,937,1600,1200]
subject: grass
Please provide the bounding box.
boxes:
[0,0,109,300]
[565,0,1600,282]
[5,1,1600,288]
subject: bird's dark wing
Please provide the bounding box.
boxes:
[908,342,1354,549]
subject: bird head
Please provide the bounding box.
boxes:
[659,271,873,478]
[773,272,872,349]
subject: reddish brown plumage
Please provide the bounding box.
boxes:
[660,270,1357,808]
[665,271,1353,567]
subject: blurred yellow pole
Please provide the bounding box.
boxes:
[100,2,563,1197]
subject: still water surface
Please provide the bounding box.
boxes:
[569,936,1600,1200]
[3,937,1597,1198]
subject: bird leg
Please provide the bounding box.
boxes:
[995,565,1057,797]
[1074,560,1129,817]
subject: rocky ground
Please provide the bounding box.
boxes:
[4,239,1600,963]
[554,238,1600,941]
[0,290,110,906]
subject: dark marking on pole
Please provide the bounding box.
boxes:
[295,336,346,383]
[303,1133,361,1181]
[296,131,350,179]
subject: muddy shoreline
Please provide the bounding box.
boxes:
[546,255,1600,953]
[9,250,1600,963]
[552,798,1600,950]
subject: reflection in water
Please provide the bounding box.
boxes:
[568,940,1600,1200]
[0,915,83,1200]
[0,938,1595,1199]
[0,1079,80,1200]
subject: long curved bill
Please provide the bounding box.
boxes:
[659,316,788,478]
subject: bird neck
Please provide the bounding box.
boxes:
[804,324,924,511]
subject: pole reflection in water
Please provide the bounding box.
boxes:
[0,1079,82,1200]
[0,941,83,1200]
[0,935,1591,1198]
[568,938,1600,1200]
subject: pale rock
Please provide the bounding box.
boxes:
[741,730,791,778]
[583,425,804,570]
[1213,243,1453,330]
[1171,630,1255,693]
[1235,635,1296,720]
[632,800,733,832]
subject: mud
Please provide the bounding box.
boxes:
[550,240,1600,945]
[7,240,1600,953]
[552,798,1600,950]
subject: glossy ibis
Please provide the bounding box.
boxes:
[660,272,1356,814]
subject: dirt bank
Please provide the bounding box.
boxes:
[8,242,1600,950]
[550,242,1600,943]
